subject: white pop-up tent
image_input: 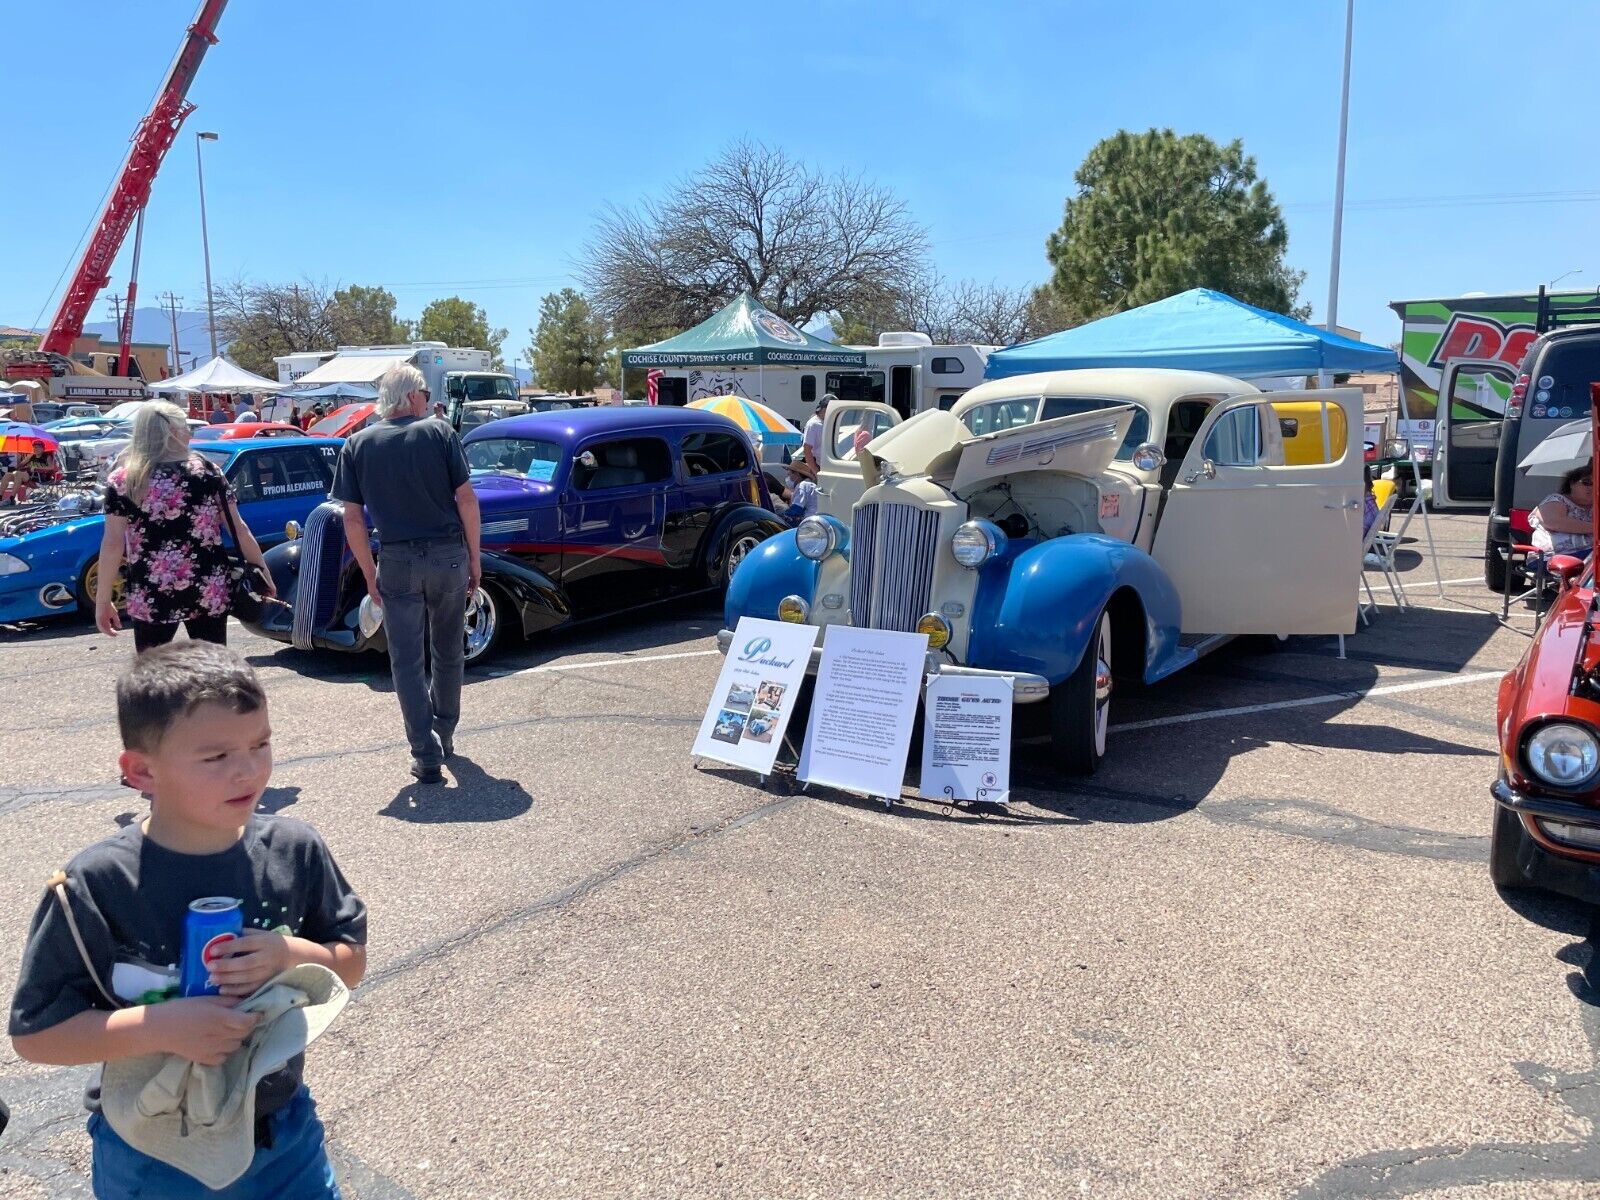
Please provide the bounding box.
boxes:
[150,355,285,395]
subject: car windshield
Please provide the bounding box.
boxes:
[308,404,364,436]
[466,436,563,482]
[192,447,233,470]
[461,375,519,402]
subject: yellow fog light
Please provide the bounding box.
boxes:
[917,612,951,649]
[284,520,301,542]
[778,595,810,623]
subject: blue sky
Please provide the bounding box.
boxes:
[5,0,1598,363]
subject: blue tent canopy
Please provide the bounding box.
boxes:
[986,288,1398,380]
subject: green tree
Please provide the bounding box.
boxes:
[328,284,411,346]
[530,289,609,395]
[1045,128,1307,320]
[417,296,508,368]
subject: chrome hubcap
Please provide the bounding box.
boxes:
[727,535,760,579]
[463,588,497,661]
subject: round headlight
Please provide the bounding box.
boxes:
[1525,722,1600,788]
[1131,443,1166,472]
[916,613,951,650]
[951,519,1006,569]
[284,520,302,542]
[795,516,835,561]
[777,595,810,624]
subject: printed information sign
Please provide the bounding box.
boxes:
[692,618,818,775]
[918,674,1012,804]
[798,626,927,799]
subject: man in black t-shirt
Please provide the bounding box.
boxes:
[331,362,482,784]
[8,643,366,1198]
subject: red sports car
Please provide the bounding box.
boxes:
[190,421,316,440]
[1491,383,1600,902]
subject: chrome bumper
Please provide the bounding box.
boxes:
[715,628,1051,704]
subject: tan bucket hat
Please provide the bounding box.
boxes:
[100,963,348,1189]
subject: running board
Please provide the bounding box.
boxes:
[1178,633,1233,656]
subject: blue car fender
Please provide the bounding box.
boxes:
[965,534,1184,687]
[724,529,821,627]
[0,519,106,622]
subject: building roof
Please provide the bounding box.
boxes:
[464,404,745,445]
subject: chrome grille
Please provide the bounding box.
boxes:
[849,501,940,632]
[291,502,347,649]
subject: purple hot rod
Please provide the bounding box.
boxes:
[243,407,785,664]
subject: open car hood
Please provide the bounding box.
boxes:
[862,406,1137,491]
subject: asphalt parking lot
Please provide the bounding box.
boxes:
[1,510,1596,1199]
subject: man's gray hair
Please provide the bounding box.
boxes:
[377,363,427,419]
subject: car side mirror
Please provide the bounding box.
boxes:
[1183,458,1217,484]
[1548,554,1585,589]
[1383,437,1410,459]
[577,450,598,470]
[1130,442,1166,472]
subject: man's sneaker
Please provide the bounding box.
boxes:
[410,761,444,784]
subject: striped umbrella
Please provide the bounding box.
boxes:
[686,396,802,445]
[0,422,59,455]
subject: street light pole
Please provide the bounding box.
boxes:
[1325,0,1354,337]
[196,131,220,359]
[1547,269,1583,289]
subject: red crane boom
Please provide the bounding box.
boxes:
[38,0,229,357]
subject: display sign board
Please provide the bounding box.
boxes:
[918,674,1012,805]
[692,618,818,776]
[797,626,927,800]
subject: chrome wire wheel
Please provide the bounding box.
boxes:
[1092,612,1113,758]
[463,587,499,664]
[723,533,762,585]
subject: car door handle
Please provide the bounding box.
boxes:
[1324,500,1360,510]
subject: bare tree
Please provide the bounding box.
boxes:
[835,275,1067,348]
[583,140,927,337]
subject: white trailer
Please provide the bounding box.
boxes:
[648,332,992,425]
[275,342,517,420]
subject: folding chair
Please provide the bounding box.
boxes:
[1501,542,1551,627]
[1359,491,1404,623]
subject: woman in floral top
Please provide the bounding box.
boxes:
[93,401,275,652]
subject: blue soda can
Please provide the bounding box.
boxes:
[180,897,243,997]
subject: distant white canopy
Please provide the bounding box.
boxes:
[149,355,286,395]
[294,352,412,386]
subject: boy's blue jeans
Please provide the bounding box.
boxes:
[88,1087,341,1199]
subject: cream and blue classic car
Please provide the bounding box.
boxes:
[721,369,1365,774]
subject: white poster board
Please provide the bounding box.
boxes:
[798,626,927,799]
[918,674,1012,804]
[692,618,819,775]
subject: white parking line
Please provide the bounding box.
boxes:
[1109,669,1505,734]
[485,648,718,678]
[1399,575,1482,590]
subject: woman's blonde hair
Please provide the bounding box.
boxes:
[118,400,193,503]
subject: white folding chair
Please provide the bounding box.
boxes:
[1359,492,1405,623]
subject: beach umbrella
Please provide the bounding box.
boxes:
[0,422,59,454]
[686,396,802,445]
[1518,419,1591,476]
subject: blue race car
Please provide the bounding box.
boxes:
[0,437,341,624]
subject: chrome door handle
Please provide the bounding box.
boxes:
[1324,500,1360,510]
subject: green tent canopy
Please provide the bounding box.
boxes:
[620,292,865,369]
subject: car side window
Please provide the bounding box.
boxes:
[228,456,264,503]
[1203,405,1271,467]
[573,437,673,491]
[831,408,895,458]
[679,431,751,478]
[273,447,334,494]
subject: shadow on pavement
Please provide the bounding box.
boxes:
[377,755,534,824]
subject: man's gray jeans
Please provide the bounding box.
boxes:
[378,535,468,768]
